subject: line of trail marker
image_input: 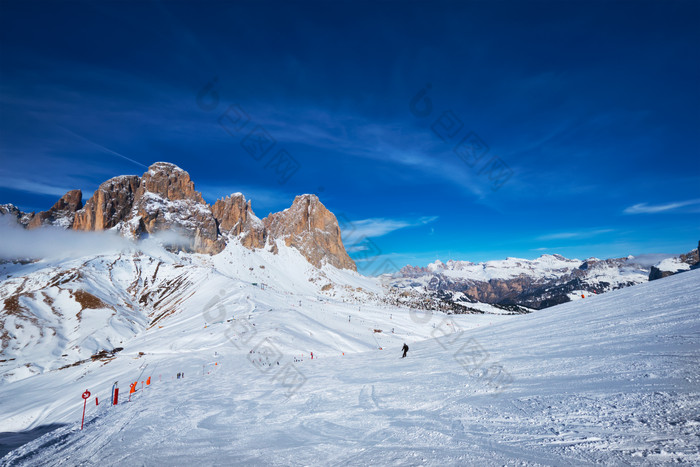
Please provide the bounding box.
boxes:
[81,390,91,430]
[111,381,118,405]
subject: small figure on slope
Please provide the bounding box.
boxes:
[401,343,409,358]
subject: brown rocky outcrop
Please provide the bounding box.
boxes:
[211,194,266,249]
[1,194,82,229]
[3,163,356,267]
[136,162,205,203]
[649,266,675,281]
[73,176,141,231]
[128,163,223,254]
[263,194,356,270]
[72,163,223,254]
[25,190,83,229]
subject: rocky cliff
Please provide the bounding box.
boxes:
[1,190,83,229]
[2,163,356,270]
[263,194,356,271]
[211,193,266,249]
[649,243,699,281]
[73,176,141,231]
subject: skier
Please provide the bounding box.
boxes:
[401,343,409,358]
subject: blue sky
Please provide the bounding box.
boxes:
[1,0,698,273]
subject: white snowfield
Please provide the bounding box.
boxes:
[1,244,699,465]
[656,257,692,273]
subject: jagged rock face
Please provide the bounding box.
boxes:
[679,244,699,266]
[129,163,224,254]
[0,204,26,225]
[211,194,266,249]
[73,164,223,254]
[137,162,205,203]
[3,163,356,267]
[26,190,83,229]
[2,191,82,230]
[263,194,356,271]
[74,176,141,231]
[649,266,676,281]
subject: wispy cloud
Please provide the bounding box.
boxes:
[341,216,438,241]
[0,176,73,198]
[623,199,700,214]
[57,126,148,169]
[537,228,613,241]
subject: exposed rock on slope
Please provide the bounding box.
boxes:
[211,194,266,249]
[0,204,30,226]
[73,176,141,231]
[1,191,83,229]
[27,190,83,229]
[649,243,699,281]
[2,163,356,270]
[264,194,356,271]
[72,164,224,254]
[128,163,224,254]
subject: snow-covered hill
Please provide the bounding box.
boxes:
[1,262,698,465]
[0,238,381,386]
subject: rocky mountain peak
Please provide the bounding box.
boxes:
[2,164,356,269]
[74,176,141,231]
[138,162,204,203]
[0,203,23,222]
[263,194,356,270]
[26,189,83,229]
[211,193,266,249]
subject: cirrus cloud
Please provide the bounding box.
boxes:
[623,199,700,214]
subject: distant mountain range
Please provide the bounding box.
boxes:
[386,247,699,312]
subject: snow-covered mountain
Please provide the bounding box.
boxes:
[0,239,378,386]
[1,163,699,463]
[1,162,355,270]
[388,248,699,310]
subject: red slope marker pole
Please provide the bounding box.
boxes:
[81,390,91,430]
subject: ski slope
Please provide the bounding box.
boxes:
[1,266,699,465]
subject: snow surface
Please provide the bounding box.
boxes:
[656,257,692,273]
[1,246,699,465]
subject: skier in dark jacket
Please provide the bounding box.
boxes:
[402,343,409,358]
